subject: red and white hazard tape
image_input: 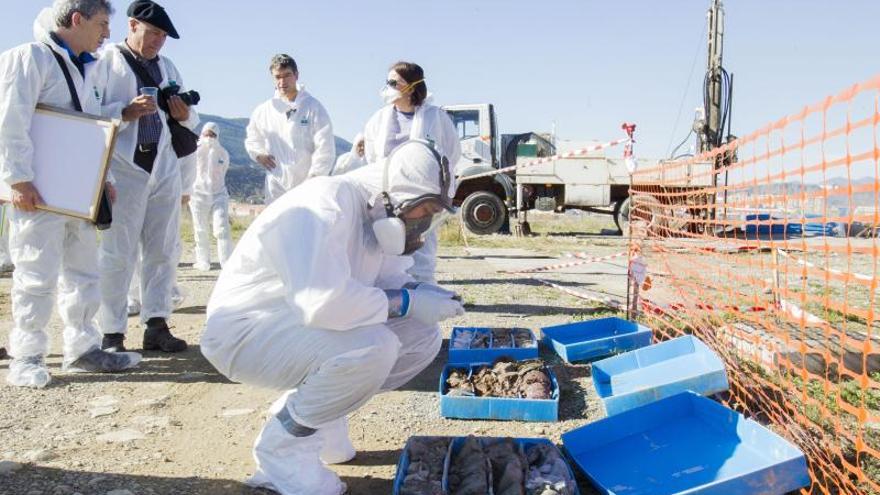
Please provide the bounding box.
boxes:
[642,299,769,315]
[531,276,625,310]
[505,251,627,274]
[642,297,828,327]
[458,136,632,182]
[778,249,874,283]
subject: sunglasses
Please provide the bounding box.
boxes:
[386,78,425,91]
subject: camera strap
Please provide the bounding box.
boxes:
[117,44,199,158]
[117,45,172,116]
[44,44,83,112]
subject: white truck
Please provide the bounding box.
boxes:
[445,104,714,235]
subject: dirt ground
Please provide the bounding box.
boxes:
[0,213,624,495]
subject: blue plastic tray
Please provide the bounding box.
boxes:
[439,362,559,422]
[393,436,581,495]
[541,317,652,363]
[392,436,453,495]
[562,392,810,495]
[592,335,729,416]
[448,327,539,364]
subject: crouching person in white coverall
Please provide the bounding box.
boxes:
[189,122,232,270]
[0,2,141,388]
[201,140,465,495]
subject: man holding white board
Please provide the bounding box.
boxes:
[0,0,143,388]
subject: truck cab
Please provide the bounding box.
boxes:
[444,104,515,234]
[445,104,497,172]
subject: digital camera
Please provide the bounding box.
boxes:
[162,83,200,106]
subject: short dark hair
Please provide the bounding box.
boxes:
[270,54,298,74]
[391,61,427,107]
[54,0,114,28]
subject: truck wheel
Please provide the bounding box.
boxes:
[614,197,630,234]
[616,195,663,235]
[461,191,507,235]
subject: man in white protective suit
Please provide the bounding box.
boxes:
[189,122,233,270]
[0,0,142,388]
[201,140,465,495]
[331,133,366,176]
[245,54,335,204]
[0,201,13,273]
[125,149,194,316]
[95,0,197,354]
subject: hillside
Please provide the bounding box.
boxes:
[197,113,352,203]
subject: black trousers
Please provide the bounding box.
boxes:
[133,143,158,174]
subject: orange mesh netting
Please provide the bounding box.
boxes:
[628,76,880,494]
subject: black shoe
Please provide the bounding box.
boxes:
[102,333,127,352]
[143,318,187,353]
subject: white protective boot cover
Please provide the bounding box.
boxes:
[319,416,356,465]
[247,396,347,495]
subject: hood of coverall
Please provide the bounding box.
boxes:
[346,140,453,214]
[33,8,57,44]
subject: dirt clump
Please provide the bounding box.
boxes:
[448,436,490,495]
[445,359,552,400]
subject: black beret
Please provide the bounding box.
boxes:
[127,1,180,39]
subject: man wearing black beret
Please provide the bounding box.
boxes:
[93,0,198,354]
[126,0,179,39]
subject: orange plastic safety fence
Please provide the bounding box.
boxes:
[629,75,880,494]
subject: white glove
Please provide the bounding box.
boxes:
[403,282,461,301]
[405,287,465,325]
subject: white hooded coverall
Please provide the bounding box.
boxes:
[93,43,199,334]
[127,151,196,312]
[189,122,232,268]
[331,133,366,176]
[363,101,461,283]
[0,12,107,367]
[245,87,335,204]
[0,203,12,270]
[201,145,453,495]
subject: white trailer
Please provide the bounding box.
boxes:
[445,104,714,235]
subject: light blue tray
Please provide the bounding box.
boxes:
[541,317,652,363]
[562,392,810,495]
[592,335,729,415]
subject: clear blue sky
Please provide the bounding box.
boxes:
[3,0,879,159]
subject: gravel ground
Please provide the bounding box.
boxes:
[0,214,619,495]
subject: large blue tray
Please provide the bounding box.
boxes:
[541,317,652,363]
[393,436,581,495]
[592,335,729,416]
[439,362,559,422]
[448,327,539,364]
[561,392,810,495]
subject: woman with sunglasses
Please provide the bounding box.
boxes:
[362,61,461,284]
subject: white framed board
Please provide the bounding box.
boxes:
[0,104,118,221]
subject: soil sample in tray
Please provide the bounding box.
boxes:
[399,437,452,495]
